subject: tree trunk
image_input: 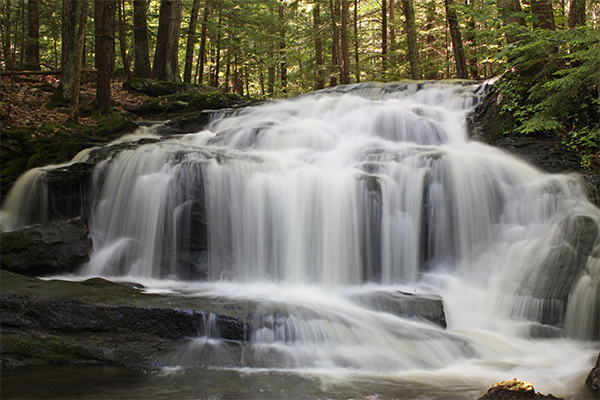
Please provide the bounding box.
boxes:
[531,0,556,30]
[212,4,222,87]
[3,0,14,70]
[61,0,78,104]
[117,0,129,75]
[329,0,340,86]
[381,0,388,75]
[401,0,421,80]
[69,0,89,121]
[314,1,325,90]
[354,0,360,83]
[96,0,116,113]
[183,0,201,83]
[267,47,275,94]
[95,0,103,69]
[389,0,395,47]
[153,0,171,80]
[497,0,527,43]
[25,0,40,70]
[444,0,468,79]
[19,0,25,67]
[279,0,287,93]
[195,3,210,84]
[567,0,585,27]
[165,0,182,82]
[133,0,151,78]
[340,0,350,84]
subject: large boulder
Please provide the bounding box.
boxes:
[0,217,93,276]
[478,378,563,400]
[586,352,600,396]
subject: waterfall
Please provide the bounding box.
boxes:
[2,82,599,396]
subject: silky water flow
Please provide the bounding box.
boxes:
[2,82,599,399]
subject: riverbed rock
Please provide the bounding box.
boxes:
[586,352,600,396]
[348,289,447,328]
[0,271,250,367]
[0,218,93,276]
[477,378,563,400]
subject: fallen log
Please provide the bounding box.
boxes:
[1,69,97,76]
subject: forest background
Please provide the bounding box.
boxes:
[0,0,598,195]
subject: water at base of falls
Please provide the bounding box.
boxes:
[1,82,599,399]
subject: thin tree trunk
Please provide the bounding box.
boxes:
[184,0,201,83]
[267,46,275,93]
[340,0,350,84]
[314,1,325,90]
[354,0,360,83]
[3,0,14,70]
[95,0,103,69]
[567,0,585,27]
[531,0,556,29]
[424,0,437,79]
[401,0,421,80]
[20,0,25,67]
[117,0,129,75]
[444,0,468,79]
[213,4,222,87]
[69,0,89,121]
[381,0,388,75]
[279,0,287,93]
[133,0,151,78]
[96,0,116,113]
[25,0,40,70]
[329,0,340,86]
[195,2,210,84]
[389,0,395,47]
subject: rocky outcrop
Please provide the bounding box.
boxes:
[586,352,600,396]
[348,289,447,328]
[478,379,563,400]
[0,271,250,367]
[0,218,93,276]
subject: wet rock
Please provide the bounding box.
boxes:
[478,378,563,400]
[0,218,93,276]
[349,290,447,328]
[586,352,600,396]
[0,271,251,367]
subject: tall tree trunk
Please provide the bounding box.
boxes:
[183,0,201,83]
[381,0,388,75]
[567,0,585,27]
[424,0,437,79]
[96,0,116,113]
[340,0,350,84]
[195,2,210,84]
[401,0,421,80]
[95,0,103,69]
[212,3,222,87]
[133,0,151,78]
[314,1,325,90]
[117,0,129,75]
[153,0,171,79]
[444,0,468,79]
[389,0,395,47]
[531,0,556,29]
[354,0,360,83]
[69,0,89,121]
[165,0,182,81]
[498,0,527,43]
[25,0,40,70]
[19,0,25,67]
[464,0,477,79]
[3,0,14,70]
[61,0,78,103]
[279,0,287,92]
[267,47,275,93]
[329,0,340,86]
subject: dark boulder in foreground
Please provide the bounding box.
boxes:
[586,352,600,396]
[0,217,93,276]
[348,289,447,328]
[478,378,563,400]
[0,271,250,368]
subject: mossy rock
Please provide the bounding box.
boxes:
[80,72,96,84]
[47,83,68,109]
[122,78,151,94]
[189,91,236,110]
[148,81,190,97]
[93,112,135,137]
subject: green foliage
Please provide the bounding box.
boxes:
[496,25,600,168]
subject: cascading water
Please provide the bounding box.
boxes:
[2,81,599,398]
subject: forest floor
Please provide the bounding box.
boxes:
[0,74,146,133]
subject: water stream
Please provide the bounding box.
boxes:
[2,82,599,399]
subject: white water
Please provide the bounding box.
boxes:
[2,82,599,398]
